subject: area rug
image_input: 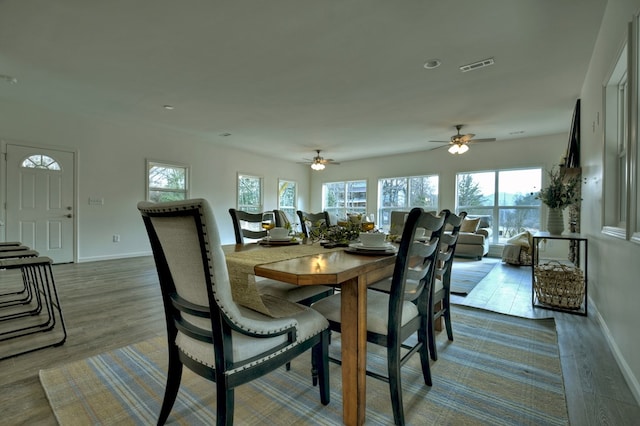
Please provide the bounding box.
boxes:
[39,306,567,426]
[450,257,501,295]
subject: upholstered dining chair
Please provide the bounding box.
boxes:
[139,199,330,426]
[312,208,445,426]
[296,210,330,238]
[228,208,333,307]
[428,210,466,361]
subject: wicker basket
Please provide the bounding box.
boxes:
[534,261,585,309]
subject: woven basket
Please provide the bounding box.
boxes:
[534,261,585,309]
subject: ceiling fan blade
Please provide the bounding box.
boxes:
[470,138,497,143]
[428,140,450,143]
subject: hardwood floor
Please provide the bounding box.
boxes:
[1,256,639,425]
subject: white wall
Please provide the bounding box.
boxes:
[578,0,640,404]
[0,100,312,261]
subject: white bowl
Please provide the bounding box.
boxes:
[270,227,289,240]
[359,232,386,247]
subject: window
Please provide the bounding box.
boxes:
[322,180,367,219]
[21,154,61,170]
[146,160,189,202]
[603,37,630,238]
[237,174,263,212]
[278,179,297,225]
[456,168,541,243]
[377,175,439,230]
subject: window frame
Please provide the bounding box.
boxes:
[237,173,263,213]
[322,179,367,220]
[456,168,542,244]
[603,27,632,240]
[278,178,298,226]
[146,159,190,202]
[377,174,439,231]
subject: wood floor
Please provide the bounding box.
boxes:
[1,256,639,425]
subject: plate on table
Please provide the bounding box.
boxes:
[345,243,397,255]
[258,237,300,246]
[349,242,395,251]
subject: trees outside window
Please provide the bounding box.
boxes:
[238,174,263,212]
[456,169,541,242]
[147,160,189,202]
[278,179,297,225]
[323,180,367,220]
[378,175,438,230]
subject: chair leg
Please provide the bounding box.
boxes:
[312,330,330,404]
[157,346,183,426]
[216,386,234,426]
[418,335,433,387]
[443,291,454,341]
[387,345,405,426]
[427,300,438,362]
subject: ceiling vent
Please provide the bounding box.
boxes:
[459,58,495,72]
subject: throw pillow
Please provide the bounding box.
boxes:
[460,217,481,233]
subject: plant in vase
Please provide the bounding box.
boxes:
[535,166,581,234]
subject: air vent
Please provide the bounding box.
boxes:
[459,58,495,72]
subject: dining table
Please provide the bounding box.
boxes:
[223,240,397,426]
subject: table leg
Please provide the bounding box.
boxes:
[340,276,367,425]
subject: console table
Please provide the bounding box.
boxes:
[531,232,588,316]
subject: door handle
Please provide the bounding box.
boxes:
[65,214,73,218]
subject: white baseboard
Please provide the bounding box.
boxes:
[591,297,640,406]
[77,251,152,263]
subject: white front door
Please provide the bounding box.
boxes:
[5,144,75,263]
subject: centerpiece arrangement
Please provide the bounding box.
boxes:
[535,166,581,234]
[307,213,376,247]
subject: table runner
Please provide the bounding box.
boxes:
[225,243,343,317]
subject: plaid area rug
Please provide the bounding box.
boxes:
[450,257,501,295]
[39,306,568,426]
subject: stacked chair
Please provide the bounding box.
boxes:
[0,242,67,360]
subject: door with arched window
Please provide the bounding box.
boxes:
[5,144,75,263]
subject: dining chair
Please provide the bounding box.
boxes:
[139,199,330,426]
[228,208,268,243]
[312,207,445,426]
[296,210,330,238]
[228,208,334,307]
[428,209,466,361]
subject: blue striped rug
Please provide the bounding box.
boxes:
[39,306,568,425]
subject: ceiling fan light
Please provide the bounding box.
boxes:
[458,144,469,154]
[311,162,325,171]
[448,144,459,154]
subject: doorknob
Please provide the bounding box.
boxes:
[65,214,73,218]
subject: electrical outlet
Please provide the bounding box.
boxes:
[113,234,120,243]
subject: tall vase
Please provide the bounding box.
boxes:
[547,208,564,235]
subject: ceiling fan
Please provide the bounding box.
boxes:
[431,124,497,154]
[298,150,340,170]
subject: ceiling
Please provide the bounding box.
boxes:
[0,0,606,163]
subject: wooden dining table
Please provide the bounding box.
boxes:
[223,242,397,426]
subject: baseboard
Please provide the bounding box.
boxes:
[77,251,152,263]
[592,297,640,406]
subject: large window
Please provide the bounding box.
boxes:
[322,180,367,220]
[456,168,541,243]
[237,173,263,212]
[278,179,297,225]
[146,160,189,202]
[603,40,629,238]
[377,175,439,230]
